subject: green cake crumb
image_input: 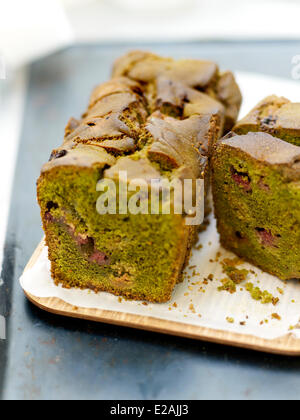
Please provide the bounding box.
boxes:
[218,278,237,294]
[226,317,235,324]
[221,257,244,268]
[218,257,250,294]
[223,266,249,284]
[245,283,278,304]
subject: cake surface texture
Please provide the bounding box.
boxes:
[112,50,242,133]
[37,51,242,302]
[212,131,300,280]
[233,95,300,146]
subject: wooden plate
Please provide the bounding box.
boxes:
[23,242,300,356]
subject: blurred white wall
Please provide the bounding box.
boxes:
[65,0,300,43]
[1,0,300,69]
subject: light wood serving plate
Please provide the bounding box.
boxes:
[23,242,300,356]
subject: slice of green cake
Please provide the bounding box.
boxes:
[37,50,231,302]
[233,95,300,146]
[212,131,300,280]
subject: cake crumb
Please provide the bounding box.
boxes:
[289,326,295,331]
[215,252,222,262]
[272,313,281,321]
[221,257,244,268]
[245,282,277,305]
[223,266,249,284]
[226,317,234,324]
[118,298,122,303]
[217,258,250,295]
[218,278,237,294]
[277,287,284,295]
[189,304,196,314]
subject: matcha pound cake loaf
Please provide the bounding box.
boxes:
[37,51,240,303]
[212,131,300,280]
[234,95,300,146]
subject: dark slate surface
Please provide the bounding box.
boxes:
[1,41,300,400]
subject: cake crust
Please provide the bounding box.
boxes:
[113,50,242,132]
[234,95,300,146]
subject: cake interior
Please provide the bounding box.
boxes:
[213,147,300,280]
[38,166,189,303]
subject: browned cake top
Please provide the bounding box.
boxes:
[42,52,233,181]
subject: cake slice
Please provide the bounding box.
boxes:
[212,131,300,280]
[37,51,230,302]
[234,95,300,146]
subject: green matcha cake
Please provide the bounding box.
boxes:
[212,131,300,280]
[37,53,241,302]
[234,95,300,146]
